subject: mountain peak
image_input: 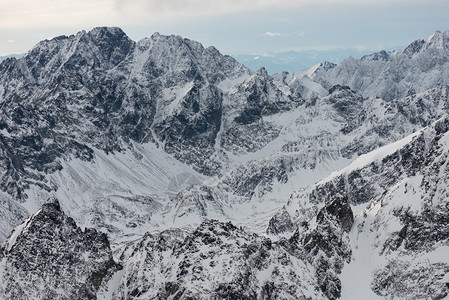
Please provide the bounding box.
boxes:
[403,39,425,56]
[424,30,448,50]
[40,196,62,212]
[1,196,119,299]
[89,26,126,36]
[255,66,269,77]
[150,31,161,39]
[426,30,442,43]
[361,49,390,61]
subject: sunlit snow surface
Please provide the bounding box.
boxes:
[21,142,205,246]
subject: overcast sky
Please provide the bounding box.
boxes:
[1,0,448,60]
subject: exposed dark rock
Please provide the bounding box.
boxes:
[0,197,120,299]
[297,197,353,299]
[266,207,295,235]
[114,219,314,299]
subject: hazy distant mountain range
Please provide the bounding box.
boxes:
[0,53,24,62]
[232,47,397,74]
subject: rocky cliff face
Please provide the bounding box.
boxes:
[0,27,253,201]
[162,84,449,231]
[0,198,120,299]
[108,220,320,299]
[274,117,449,299]
[0,26,297,242]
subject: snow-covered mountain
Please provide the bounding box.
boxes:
[1,27,449,299]
[0,198,120,299]
[277,116,449,299]
[3,117,448,299]
[301,30,449,101]
[163,84,449,234]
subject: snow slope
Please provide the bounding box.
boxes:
[279,117,449,299]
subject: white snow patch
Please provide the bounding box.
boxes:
[162,81,194,115]
[305,63,321,78]
[340,214,384,299]
[320,129,422,185]
[217,74,251,93]
[0,129,10,137]
[416,246,449,264]
[5,222,27,251]
[97,268,125,300]
[5,211,38,251]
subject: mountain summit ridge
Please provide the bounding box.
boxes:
[306,30,449,101]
